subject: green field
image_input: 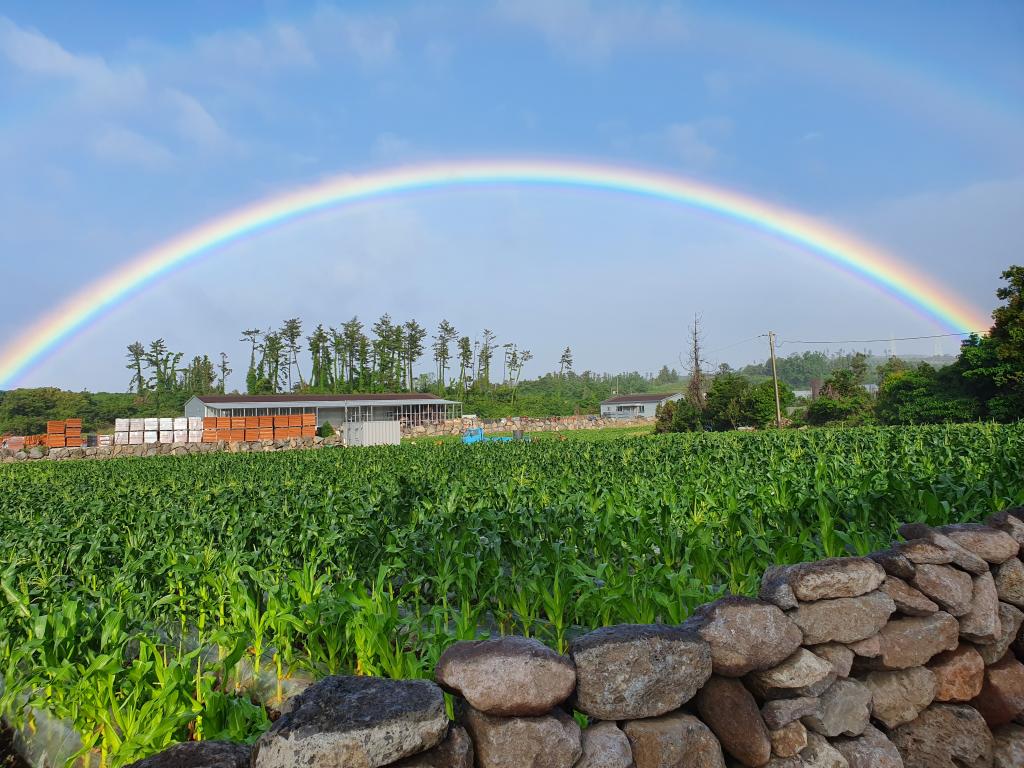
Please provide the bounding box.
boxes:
[1,423,1023,765]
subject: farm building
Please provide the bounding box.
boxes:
[184,393,462,428]
[599,392,683,419]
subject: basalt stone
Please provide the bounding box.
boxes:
[994,558,1024,608]
[992,723,1024,768]
[972,653,1024,727]
[761,697,820,731]
[830,724,903,768]
[768,721,807,759]
[574,722,634,768]
[807,644,853,678]
[936,523,1021,564]
[863,667,937,729]
[251,676,447,768]
[125,741,251,768]
[801,679,871,739]
[685,597,802,677]
[459,705,581,768]
[868,548,916,580]
[390,725,474,768]
[889,703,994,768]
[694,676,771,767]
[911,564,974,616]
[959,572,1002,644]
[898,538,955,565]
[988,509,1024,547]
[929,645,986,702]
[899,525,989,575]
[976,602,1024,665]
[858,611,959,670]
[881,577,938,617]
[746,648,836,699]
[622,711,726,768]
[787,590,895,645]
[760,558,885,607]
[569,624,711,720]
[800,732,849,768]
[434,635,576,716]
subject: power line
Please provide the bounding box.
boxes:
[705,335,763,355]
[779,332,976,346]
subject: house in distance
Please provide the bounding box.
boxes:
[599,392,683,419]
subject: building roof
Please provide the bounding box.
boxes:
[191,393,459,405]
[601,392,681,405]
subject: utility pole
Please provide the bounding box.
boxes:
[768,331,782,428]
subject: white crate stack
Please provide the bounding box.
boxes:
[114,416,203,446]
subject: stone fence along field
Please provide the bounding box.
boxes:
[126,511,1024,768]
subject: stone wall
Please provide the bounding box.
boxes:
[127,510,1024,768]
[0,435,345,463]
[404,415,650,438]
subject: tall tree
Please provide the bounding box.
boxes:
[125,341,146,395]
[218,352,231,393]
[280,318,304,391]
[457,336,473,393]
[478,329,497,389]
[403,320,428,391]
[686,316,706,410]
[342,317,364,390]
[432,320,457,394]
[558,346,574,378]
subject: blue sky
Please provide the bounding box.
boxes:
[1,1,1022,390]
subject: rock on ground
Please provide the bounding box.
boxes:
[622,711,725,768]
[569,624,711,720]
[898,538,955,565]
[860,611,960,670]
[251,676,447,768]
[881,577,938,616]
[868,547,916,580]
[863,667,937,729]
[389,725,474,768]
[801,679,871,738]
[929,645,986,702]
[768,721,807,759]
[987,509,1024,546]
[936,523,1020,564]
[434,635,575,716]
[787,591,895,645]
[899,525,989,574]
[459,705,581,768]
[911,564,975,616]
[574,722,634,768]
[125,742,251,768]
[760,557,886,607]
[685,597,802,677]
[800,732,849,768]
[807,644,854,677]
[745,648,836,699]
[976,602,1024,665]
[761,697,819,731]
[994,558,1024,608]
[830,724,903,768]
[959,572,1002,644]
[889,703,994,768]
[972,653,1024,727]
[992,723,1024,768]
[694,676,771,767]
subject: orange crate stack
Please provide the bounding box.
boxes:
[230,417,246,430]
[288,414,302,427]
[259,427,274,440]
[244,416,259,429]
[301,413,316,427]
[301,426,316,438]
[65,436,83,448]
[216,417,231,430]
[46,420,65,435]
[273,415,289,428]
[202,429,218,443]
[45,434,65,448]
[228,429,245,442]
[258,416,274,428]
[244,429,261,441]
[203,417,218,430]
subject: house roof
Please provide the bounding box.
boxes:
[601,392,681,405]
[192,393,458,405]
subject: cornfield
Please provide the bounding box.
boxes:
[1,423,1022,766]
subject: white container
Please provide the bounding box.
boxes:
[114,418,129,432]
[144,418,158,431]
[172,430,187,443]
[114,432,128,445]
[130,418,144,431]
[144,431,158,444]
[129,431,143,445]
[188,417,203,431]
[173,417,187,430]
[188,431,203,443]
[159,418,173,431]
[97,435,113,446]
[157,431,174,444]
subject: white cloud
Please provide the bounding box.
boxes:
[310,7,398,67]
[372,132,413,161]
[193,23,315,72]
[663,119,732,167]
[493,0,687,63]
[92,126,173,169]
[165,89,226,148]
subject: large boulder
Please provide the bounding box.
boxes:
[959,572,1002,644]
[977,602,1024,665]
[992,723,1024,768]
[899,525,989,574]
[807,644,854,677]
[251,676,448,768]
[390,726,474,768]
[863,667,937,729]
[685,597,802,677]
[787,591,895,645]
[868,548,916,580]
[569,624,711,720]
[745,648,836,699]
[889,703,994,768]
[760,558,886,607]
[911,564,974,616]
[987,508,1024,546]
[694,676,771,767]
[768,721,807,759]
[935,524,1020,564]
[459,705,581,768]
[881,577,938,617]
[434,636,575,716]
[994,558,1024,608]
[898,538,955,565]
[830,724,903,768]
[860,611,960,670]
[574,722,634,768]
[125,742,251,768]
[928,645,986,702]
[801,679,872,738]
[622,712,725,768]
[972,653,1024,727]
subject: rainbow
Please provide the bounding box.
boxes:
[0,159,990,388]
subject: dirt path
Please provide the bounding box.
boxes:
[0,724,28,768]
